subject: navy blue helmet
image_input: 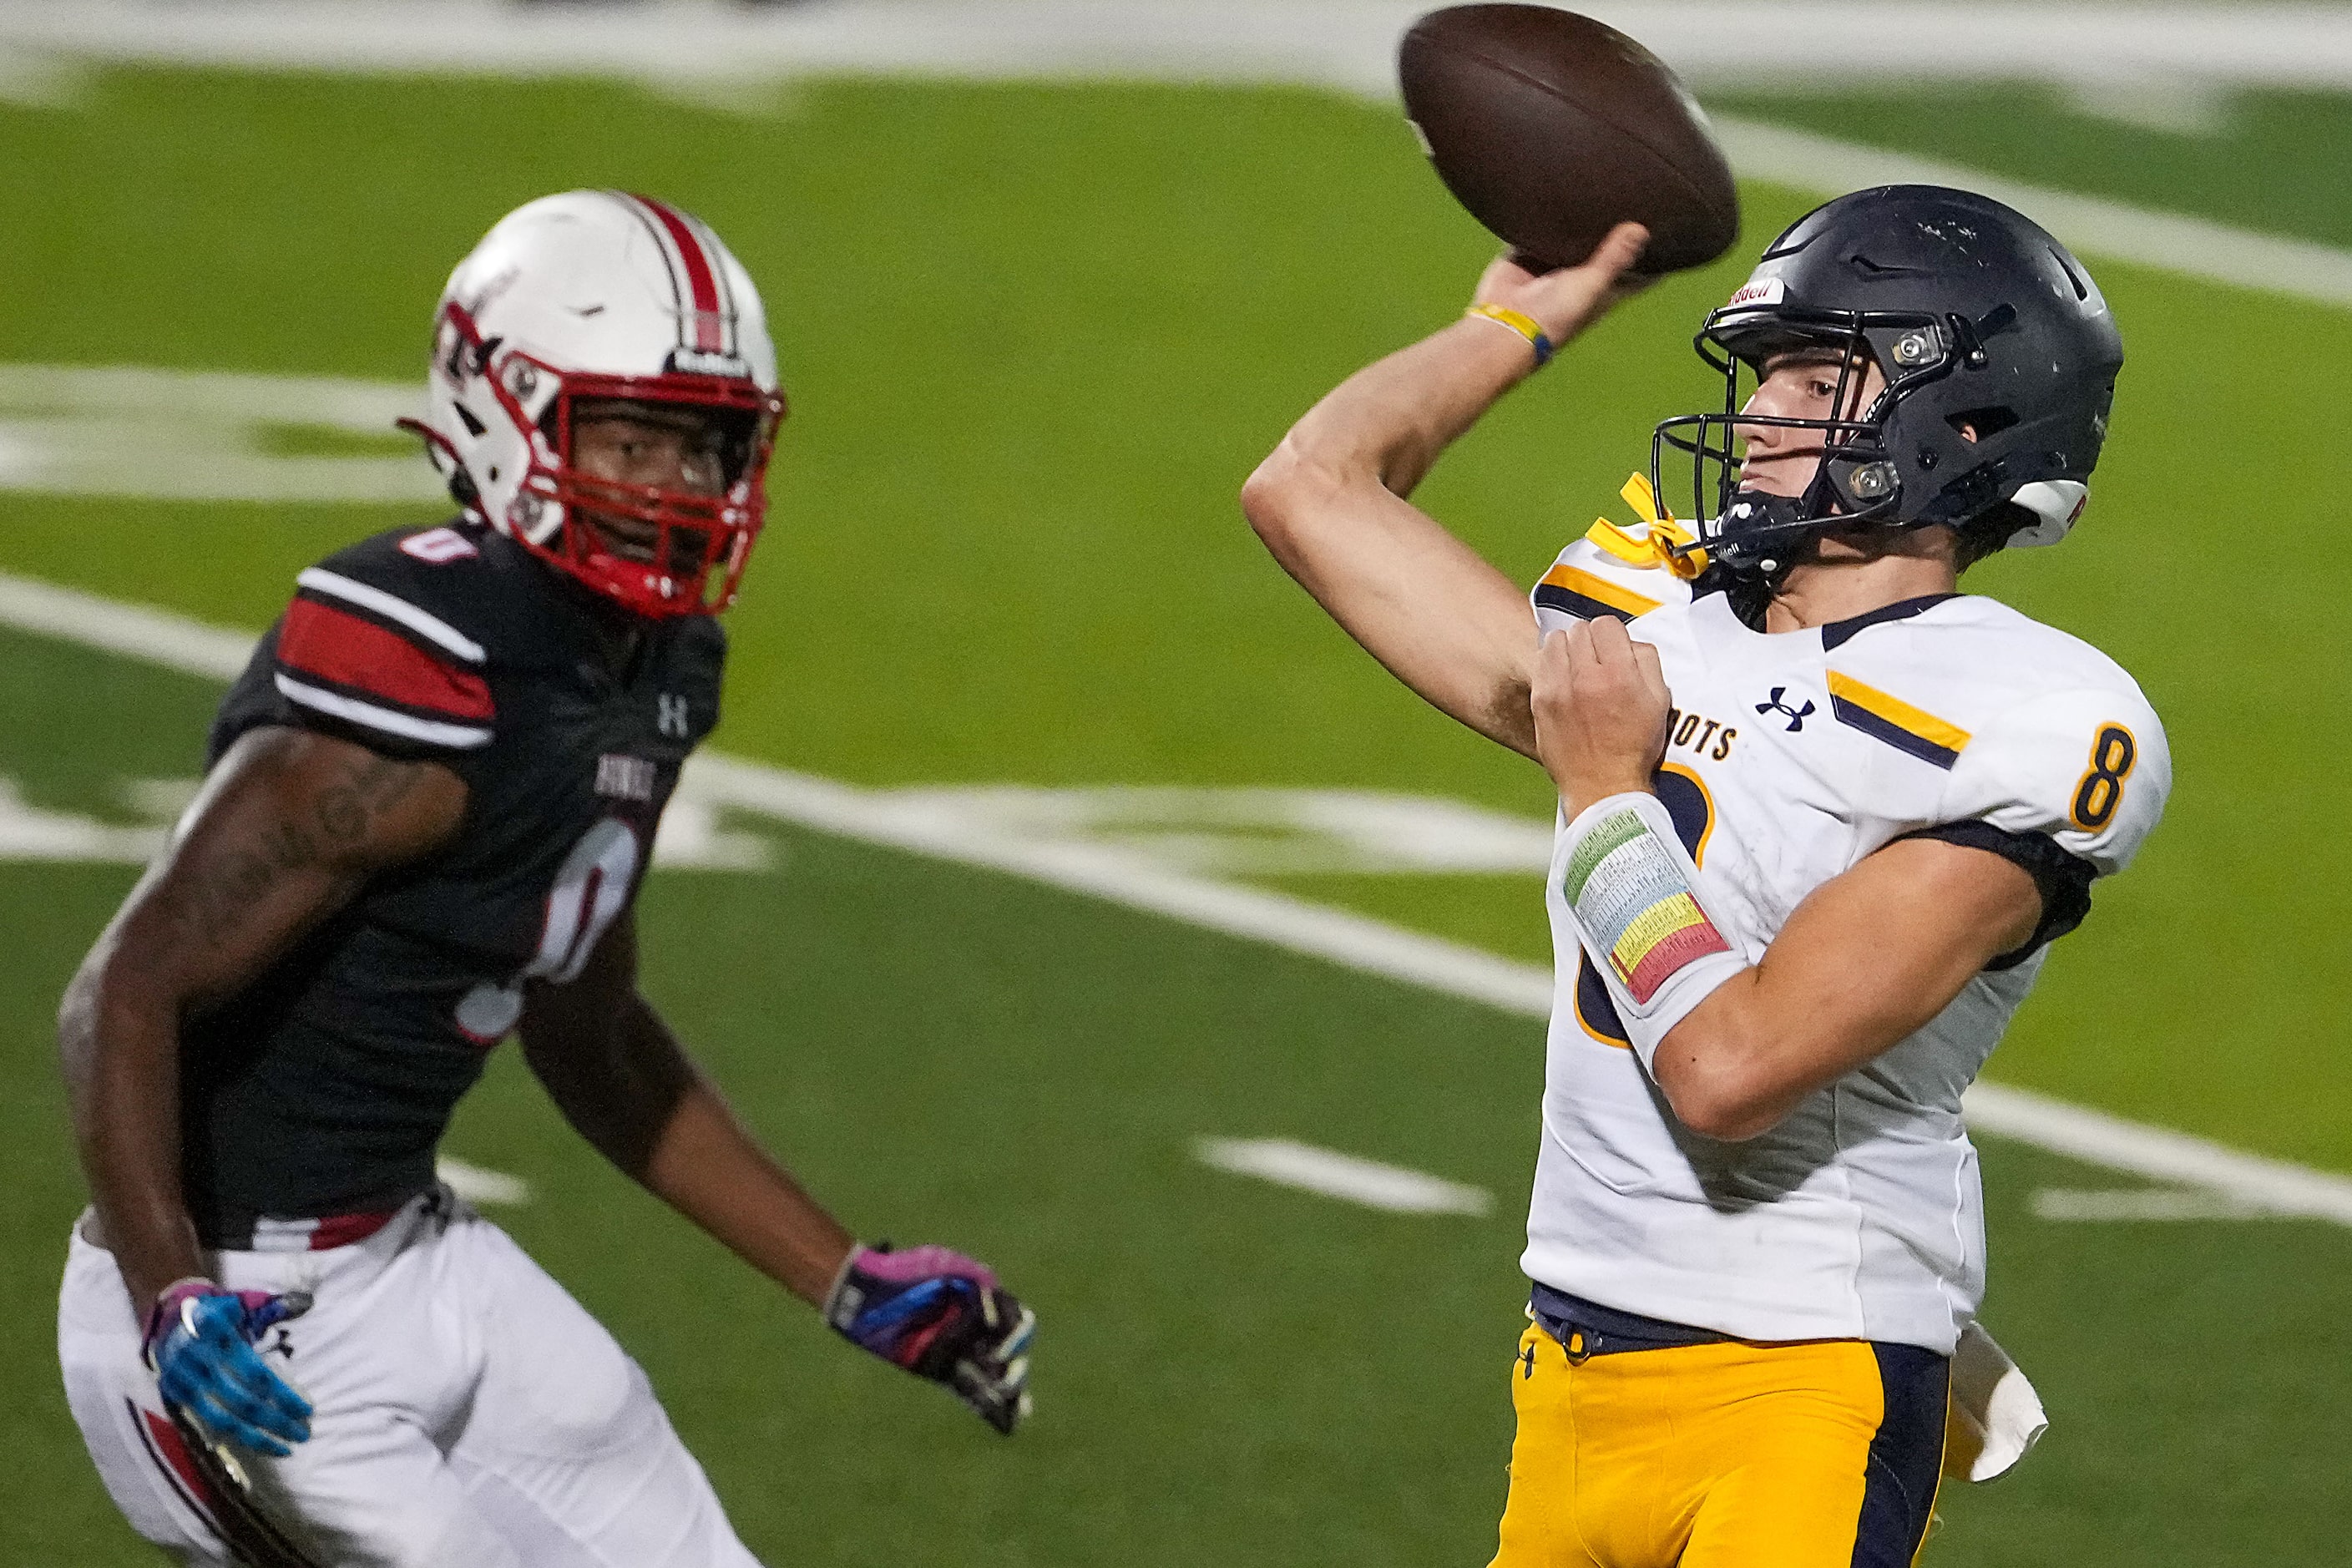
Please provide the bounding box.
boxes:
[1653,185,2125,578]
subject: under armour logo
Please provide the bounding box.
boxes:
[1756,687,1815,731]
[657,694,690,738]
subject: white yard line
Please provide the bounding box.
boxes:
[2030,1186,2277,1222]
[8,567,2350,1227]
[0,570,251,681]
[1972,1081,2352,1226]
[683,752,1557,1014]
[19,2,2352,96]
[1194,1136,1492,1216]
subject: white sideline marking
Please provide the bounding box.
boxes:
[1709,117,2352,311]
[2031,1186,2278,1222]
[22,3,2352,97]
[646,794,776,873]
[6,8,2350,315]
[436,1156,532,1207]
[6,569,2350,1229]
[1195,1136,1491,1216]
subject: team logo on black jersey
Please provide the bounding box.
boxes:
[595,754,656,802]
[657,695,690,738]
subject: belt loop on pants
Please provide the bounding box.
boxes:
[1530,1281,1731,1358]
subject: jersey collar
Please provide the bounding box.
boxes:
[1818,593,1961,652]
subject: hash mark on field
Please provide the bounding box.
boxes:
[437,1156,533,1207]
[0,776,161,863]
[1195,1137,1490,1216]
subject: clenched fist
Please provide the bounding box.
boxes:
[1530,616,1672,817]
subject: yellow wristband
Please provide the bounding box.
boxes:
[1465,304,1556,367]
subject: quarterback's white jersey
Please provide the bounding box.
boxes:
[1522,503,2168,1354]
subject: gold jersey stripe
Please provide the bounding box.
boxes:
[1536,563,1663,620]
[1824,671,1973,757]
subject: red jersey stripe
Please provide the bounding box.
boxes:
[305,1209,400,1249]
[280,599,494,721]
[632,194,725,352]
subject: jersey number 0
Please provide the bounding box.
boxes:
[454,819,643,1043]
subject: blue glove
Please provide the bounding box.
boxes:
[142,1280,314,1457]
[826,1243,1034,1434]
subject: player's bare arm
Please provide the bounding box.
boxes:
[1656,841,2040,1141]
[519,908,1033,1431]
[58,727,465,1308]
[1532,616,2041,1141]
[1240,223,1651,758]
[518,909,855,1306]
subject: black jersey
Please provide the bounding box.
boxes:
[184,522,725,1246]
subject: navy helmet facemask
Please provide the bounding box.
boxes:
[1651,185,2125,579]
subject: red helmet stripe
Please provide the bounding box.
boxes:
[630,193,726,353]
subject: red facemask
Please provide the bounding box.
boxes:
[529,371,785,617]
[410,301,787,620]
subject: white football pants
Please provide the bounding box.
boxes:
[58,1187,766,1567]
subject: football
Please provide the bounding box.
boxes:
[1399,4,1740,275]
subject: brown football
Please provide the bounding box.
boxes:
[1399,4,1739,274]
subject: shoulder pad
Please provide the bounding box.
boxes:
[1532,536,1692,630]
[1531,473,1702,631]
[1940,680,2170,877]
[269,524,500,754]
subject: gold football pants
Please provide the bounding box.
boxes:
[1487,1319,1948,1568]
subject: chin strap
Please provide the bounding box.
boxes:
[1584,474,1711,580]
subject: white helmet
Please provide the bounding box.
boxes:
[405,190,786,617]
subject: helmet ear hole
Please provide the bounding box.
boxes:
[454,403,487,438]
[1946,406,2018,441]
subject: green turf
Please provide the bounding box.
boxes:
[6,627,2347,1565]
[1251,871,1554,965]
[5,58,2350,1563]
[251,422,420,459]
[1707,81,2352,250]
[0,68,2344,1172]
